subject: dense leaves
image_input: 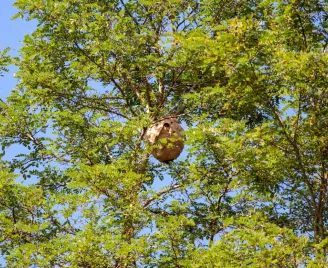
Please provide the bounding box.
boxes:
[0,0,327,266]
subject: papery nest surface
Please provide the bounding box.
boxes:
[146,117,184,163]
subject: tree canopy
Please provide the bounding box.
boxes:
[0,0,328,266]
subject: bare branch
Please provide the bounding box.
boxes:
[143,183,181,208]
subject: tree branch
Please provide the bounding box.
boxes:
[143,183,181,208]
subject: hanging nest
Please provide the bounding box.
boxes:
[146,117,184,163]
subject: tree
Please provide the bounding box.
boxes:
[0,0,327,266]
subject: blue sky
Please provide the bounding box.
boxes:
[0,2,36,164]
[0,1,36,100]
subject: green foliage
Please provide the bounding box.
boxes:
[0,0,327,266]
[186,214,309,267]
[0,47,11,77]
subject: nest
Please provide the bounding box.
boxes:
[146,117,184,163]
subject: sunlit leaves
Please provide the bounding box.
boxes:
[0,0,327,266]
